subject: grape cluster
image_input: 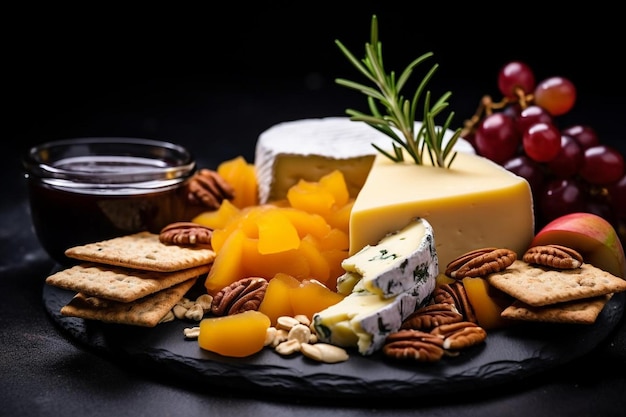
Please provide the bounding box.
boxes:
[461,61,625,243]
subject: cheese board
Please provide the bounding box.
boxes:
[43,279,625,399]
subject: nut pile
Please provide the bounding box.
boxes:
[265,315,349,363]
[381,288,487,362]
[381,247,517,362]
[159,293,214,325]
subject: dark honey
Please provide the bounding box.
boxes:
[23,138,197,265]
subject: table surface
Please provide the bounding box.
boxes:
[3,5,626,416]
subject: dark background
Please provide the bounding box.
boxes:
[3,3,626,416]
[6,2,625,170]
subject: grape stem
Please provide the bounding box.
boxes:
[461,87,534,138]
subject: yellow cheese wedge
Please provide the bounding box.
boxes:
[349,152,535,269]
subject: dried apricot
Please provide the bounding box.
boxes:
[198,310,271,357]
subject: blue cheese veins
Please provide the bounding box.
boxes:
[340,217,438,298]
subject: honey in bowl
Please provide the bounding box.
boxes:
[23,137,197,265]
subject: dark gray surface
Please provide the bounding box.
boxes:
[3,4,626,416]
[42,283,626,399]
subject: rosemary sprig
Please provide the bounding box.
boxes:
[335,15,461,168]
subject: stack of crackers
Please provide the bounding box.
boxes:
[45,231,216,327]
[486,260,626,325]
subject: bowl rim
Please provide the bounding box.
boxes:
[23,137,196,185]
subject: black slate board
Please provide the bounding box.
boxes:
[43,283,625,399]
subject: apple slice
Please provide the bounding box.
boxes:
[531,212,625,278]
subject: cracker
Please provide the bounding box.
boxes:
[46,262,211,303]
[64,231,215,272]
[501,294,612,324]
[60,278,197,327]
[486,260,626,307]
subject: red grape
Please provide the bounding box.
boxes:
[579,145,625,185]
[474,113,520,164]
[546,134,583,178]
[498,61,535,99]
[533,76,576,116]
[540,178,586,222]
[463,130,476,150]
[561,124,599,149]
[517,105,553,135]
[502,103,522,121]
[607,174,626,219]
[503,155,545,194]
[522,122,561,162]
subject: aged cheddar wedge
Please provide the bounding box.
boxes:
[349,152,534,269]
[339,217,438,298]
[254,117,474,204]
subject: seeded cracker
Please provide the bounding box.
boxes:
[64,231,216,272]
[501,294,613,324]
[486,260,626,307]
[46,262,212,303]
[60,278,197,327]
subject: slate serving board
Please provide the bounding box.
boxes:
[43,283,624,399]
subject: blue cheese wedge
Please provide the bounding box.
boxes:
[313,279,433,355]
[340,217,438,298]
[313,218,438,355]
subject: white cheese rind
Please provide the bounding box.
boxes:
[341,217,438,298]
[254,117,475,203]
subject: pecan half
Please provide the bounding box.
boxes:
[437,282,477,324]
[445,247,517,279]
[523,244,583,269]
[432,285,455,305]
[159,222,213,246]
[211,277,268,316]
[401,303,463,331]
[383,329,445,362]
[186,169,235,210]
[431,321,487,350]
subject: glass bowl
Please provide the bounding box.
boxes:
[23,137,197,265]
